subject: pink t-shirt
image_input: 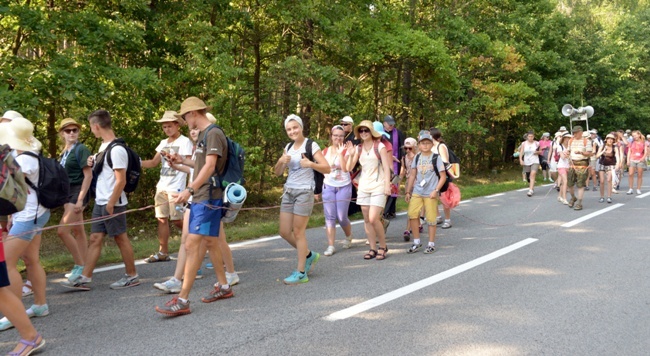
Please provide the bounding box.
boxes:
[628,141,645,161]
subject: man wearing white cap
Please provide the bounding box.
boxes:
[141,111,193,264]
[340,116,357,144]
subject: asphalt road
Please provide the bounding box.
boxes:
[1,182,649,355]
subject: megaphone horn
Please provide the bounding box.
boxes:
[562,104,574,117]
[584,106,594,118]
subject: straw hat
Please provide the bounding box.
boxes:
[156,111,185,126]
[354,120,381,139]
[175,97,212,119]
[0,117,42,152]
[58,118,81,132]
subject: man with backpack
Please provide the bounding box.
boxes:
[61,110,140,291]
[566,125,593,211]
[156,97,233,316]
[382,115,405,219]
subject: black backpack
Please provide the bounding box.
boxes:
[202,124,245,190]
[90,138,141,198]
[414,152,449,193]
[287,138,324,195]
[20,151,70,209]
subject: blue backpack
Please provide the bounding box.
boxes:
[202,124,245,190]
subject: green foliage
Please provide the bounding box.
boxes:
[2,0,650,202]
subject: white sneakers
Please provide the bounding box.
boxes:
[324,246,335,256]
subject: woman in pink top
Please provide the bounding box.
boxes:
[626,130,647,194]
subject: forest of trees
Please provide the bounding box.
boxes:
[2,0,650,203]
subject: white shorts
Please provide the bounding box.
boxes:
[356,190,387,208]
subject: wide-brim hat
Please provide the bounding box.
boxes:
[0,117,42,152]
[156,111,185,126]
[562,132,573,139]
[58,118,81,132]
[354,120,381,139]
[174,97,212,119]
[1,110,24,121]
[373,121,390,138]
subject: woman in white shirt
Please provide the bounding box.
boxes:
[519,132,541,197]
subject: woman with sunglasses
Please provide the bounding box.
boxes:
[274,115,330,284]
[345,120,392,260]
[56,118,93,283]
[321,125,354,256]
[596,133,620,203]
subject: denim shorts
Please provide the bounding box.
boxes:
[9,211,51,242]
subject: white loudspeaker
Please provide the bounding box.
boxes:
[562,104,574,117]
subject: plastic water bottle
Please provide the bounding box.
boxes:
[175,189,186,213]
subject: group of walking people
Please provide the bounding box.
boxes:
[519,125,647,210]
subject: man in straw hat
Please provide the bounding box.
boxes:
[141,111,193,264]
[156,97,233,316]
[61,110,140,291]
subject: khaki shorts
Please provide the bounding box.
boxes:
[567,166,589,188]
[629,161,647,169]
[280,188,314,216]
[154,190,184,221]
[407,194,438,225]
[523,164,539,173]
[356,190,387,208]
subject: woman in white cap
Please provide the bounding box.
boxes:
[320,125,354,256]
[56,118,93,282]
[0,117,51,335]
[274,114,330,284]
[596,133,620,203]
[345,120,392,260]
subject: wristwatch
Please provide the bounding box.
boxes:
[186,187,195,195]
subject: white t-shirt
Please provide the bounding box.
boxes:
[522,141,539,166]
[358,142,387,193]
[12,151,48,222]
[154,135,193,191]
[284,140,321,190]
[95,142,128,206]
[556,144,570,169]
[322,147,351,188]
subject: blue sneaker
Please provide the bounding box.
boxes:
[205,263,214,269]
[283,270,308,285]
[305,251,320,275]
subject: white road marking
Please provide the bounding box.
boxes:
[561,203,624,228]
[517,188,529,192]
[459,200,472,204]
[485,193,505,198]
[325,238,538,321]
[636,191,650,199]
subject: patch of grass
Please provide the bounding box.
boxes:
[35,166,536,273]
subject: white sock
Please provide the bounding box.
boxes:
[444,219,451,223]
[222,284,230,290]
[428,242,435,247]
[414,239,421,245]
[178,297,188,303]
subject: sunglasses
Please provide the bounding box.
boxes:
[358,128,370,134]
[63,128,79,134]
[340,123,351,126]
[405,147,412,150]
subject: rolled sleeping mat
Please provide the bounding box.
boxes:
[222,183,247,223]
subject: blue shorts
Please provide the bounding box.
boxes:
[9,211,51,242]
[188,199,223,237]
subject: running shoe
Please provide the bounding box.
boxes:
[155,296,191,316]
[436,216,443,225]
[441,221,452,229]
[25,304,49,318]
[527,190,534,197]
[607,197,612,203]
[60,275,92,291]
[627,189,634,195]
[144,252,171,263]
[305,251,320,275]
[206,263,214,269]
[201,285,234,303]
[561,198,569,205]
[226,272,240,286]
[0,317,13,331]
[637,189,642,194]
[403,230,411,242]
[153,278,181,294]
[283,270,308,285]
[324,246,335,256]
[599,198,605,203]
[424,246,437,254]
[109,274,140,290]
[407,243,422,254]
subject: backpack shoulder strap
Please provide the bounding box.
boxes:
[305,138,314,161]
[373,140,381,160]
[73,143,84,170]
[105,139,125,169]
